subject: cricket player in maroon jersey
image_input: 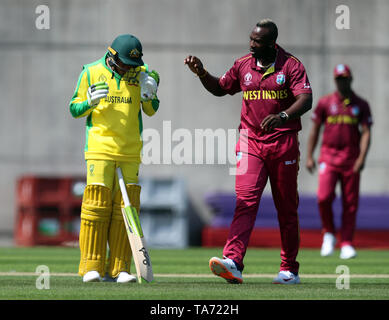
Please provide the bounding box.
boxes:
[306,64,372,259]
[185,19,312,284]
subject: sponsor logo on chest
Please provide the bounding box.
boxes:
[327,101,359,125]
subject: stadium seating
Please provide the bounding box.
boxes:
[202,193,389,248]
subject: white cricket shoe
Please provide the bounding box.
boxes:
[83,271,101,282]
[272,271,300,284]
[116,272,137,283]
[320,232,336,257]
[340,245,357,259]
[209,257,243,284]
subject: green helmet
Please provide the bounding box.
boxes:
[108,34,144,67]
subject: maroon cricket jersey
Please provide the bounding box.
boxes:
[219,45,312,142]
[312,91,373,167]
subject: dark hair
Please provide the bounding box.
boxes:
[256,19,278,41]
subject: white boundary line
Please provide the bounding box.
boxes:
[1,272,389,278]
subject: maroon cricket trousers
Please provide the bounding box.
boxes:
[317,162,360,247]
[223,132,300,274]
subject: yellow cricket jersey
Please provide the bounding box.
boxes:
[69,53,159,163]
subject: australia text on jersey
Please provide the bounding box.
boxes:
[104,95,133,104]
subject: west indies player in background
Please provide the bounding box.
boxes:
[185,19,312,284]
[306,64,372,260]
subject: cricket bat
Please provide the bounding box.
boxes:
[116,167,154,283]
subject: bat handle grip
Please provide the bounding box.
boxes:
[116,167,131,207]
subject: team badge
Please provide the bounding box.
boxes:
[276,73,285,85]
[243,72,253,86]
[98,74,107,82]
[351,105,360,116]
[129,48,141,58]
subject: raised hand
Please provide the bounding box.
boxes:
[184,55,206,76]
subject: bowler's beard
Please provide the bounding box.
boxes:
[252,46,277,63]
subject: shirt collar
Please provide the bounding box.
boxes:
[250,44,285,76]
[334,90,356,105]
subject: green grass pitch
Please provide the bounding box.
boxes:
[0,247,388,300]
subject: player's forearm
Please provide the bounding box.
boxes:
[198,71,226,97]
[69,100,94,118]
[358,129,371,163]
[184,55,226,96]
[307,128,319,159]
[285,93,313,120]
[260,94,313,132]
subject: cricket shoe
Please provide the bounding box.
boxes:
[320,232,336,257]
[83,271,101,282]
[116,272,137,283]
[272,271,300,284]
[102,272,137,283]
[340,245,357,260]
[209,257,243,284]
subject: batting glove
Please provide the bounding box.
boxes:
[140,72,158,101]
[149,70,160,86]
[87,81,109,107]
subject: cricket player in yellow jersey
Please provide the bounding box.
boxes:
[69,34,160,283]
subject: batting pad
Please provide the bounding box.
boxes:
[107,184,141,278]
[78,184,112,277]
